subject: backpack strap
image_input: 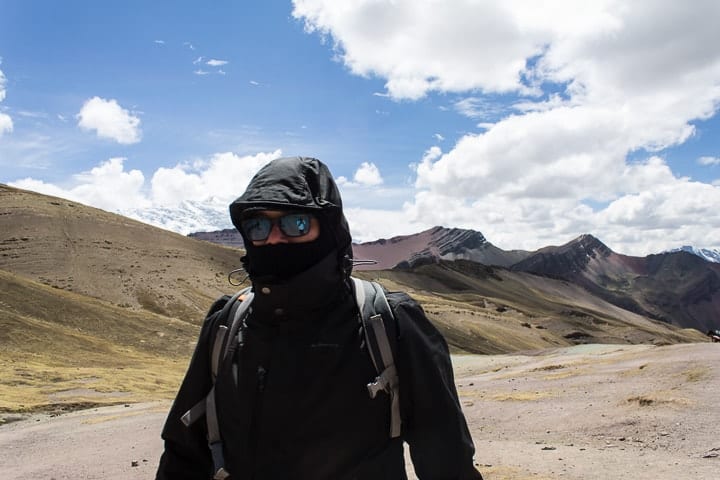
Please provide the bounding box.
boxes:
[351,277,402,438]
[181,287,253,480]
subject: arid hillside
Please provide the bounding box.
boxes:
[0,184,709,416]
[356,260,706,354]
[0,184,243,321]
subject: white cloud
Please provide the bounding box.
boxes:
[9,150,281,215]
[454,97,508,119]
[150,150,280,206]
[10,158,148,211]
[207,59,228,67]
[293,0,720,255]
[0,66,13,136]
[354,162,383,186]
[699,156,720,166]
[154,40,165,45]
[345,206,430,243]
[0,114,11,137]
[193,56,204,65]
[194,69,210,76]
[433,133,444,141]
[77,97,141,144]
[337,161,383,187]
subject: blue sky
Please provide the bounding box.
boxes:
[1,0,719,255]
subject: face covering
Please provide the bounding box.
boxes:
[243,220,337,281]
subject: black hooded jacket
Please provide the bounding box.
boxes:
[156,157,482,480]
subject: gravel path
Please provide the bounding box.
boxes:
[1,343,718,479]
[0,403,167,480]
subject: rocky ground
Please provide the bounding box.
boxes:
[1,343,718,479]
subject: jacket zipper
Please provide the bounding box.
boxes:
[249,364,268,479]
[257,365,267,393]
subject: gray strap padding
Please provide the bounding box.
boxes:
[206,386,229,480]
[210,326,228,381]
[180,400,206,427]
[180,287,251,431]
[351,277,402,438]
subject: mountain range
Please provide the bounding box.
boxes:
[191,225,720,334]
[188,224,720,266]
[1,183,713,412]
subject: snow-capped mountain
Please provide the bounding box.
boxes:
[118,200,233,235]
[667,246,720,263]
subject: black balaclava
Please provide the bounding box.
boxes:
[229,157,354,321]
[241,213,336,280]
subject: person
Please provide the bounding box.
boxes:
[156,156,483,479]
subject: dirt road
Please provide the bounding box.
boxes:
[1,343,719,479]
[0,402,167,480]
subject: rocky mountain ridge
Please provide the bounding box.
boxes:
[184,224,720,332]
[511,234,720,333]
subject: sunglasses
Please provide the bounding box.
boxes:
[240,212,315,242]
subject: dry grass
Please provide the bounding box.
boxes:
[0,354,187,414]
[683,366,711,382]
[0,269,195,415]
[490,391,556,401]
[625,393,693,408]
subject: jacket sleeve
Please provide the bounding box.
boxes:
[390,292,483,480]
[156,303,227,480]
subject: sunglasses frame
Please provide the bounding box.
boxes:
[240,212,315,242]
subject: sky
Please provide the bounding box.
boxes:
[1,0,719,256]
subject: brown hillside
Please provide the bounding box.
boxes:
[0,269,198,413]
[356,260,707,354]
[0,184,244,321]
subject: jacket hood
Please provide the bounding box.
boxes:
[229,156,353,271]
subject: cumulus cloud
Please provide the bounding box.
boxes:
[207,59,228,67]
[11,158,148,211]
[337,161,383,187]
[9,151,281,222]
[150,150,280,206]
[293,0,720,254]
[0,66,13,136]
[77,97,141,144]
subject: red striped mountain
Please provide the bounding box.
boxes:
[185,226,718,333]
[188,226,531,269]
[351,226,531,270]
[510,234,720,332]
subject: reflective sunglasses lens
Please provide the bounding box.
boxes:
[279,213,312,237]
[241,217,272,241]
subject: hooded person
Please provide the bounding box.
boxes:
[228,157,355,324]
[156,156,483,480]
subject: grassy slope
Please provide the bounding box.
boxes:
[0,270,198,414]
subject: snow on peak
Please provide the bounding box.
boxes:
[668,246,720,263]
